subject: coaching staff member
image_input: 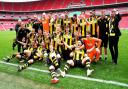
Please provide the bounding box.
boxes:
[15,19,22,35]
[98,10,109,60]
[32,15,40,33]
[17,22,30,52]
[12,19,22,50]
[109,9,121,64]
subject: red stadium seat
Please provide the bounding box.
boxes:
[0,0,127,30]
[119,16,128,29]
[0,0,127,11]
[104,0,116,4]
[72,0,81,3]
[3,2,13,11]
[43,0,53,10]
[52,0,62,9]
[13,3,22,11]
[84,0,91,6]
[117,0,128,3]
[0,2,3,10]
[0,21,16,31]
[63,0,74,8]
[92,0,103,6]
[21,2,31,11]
[34,1,44,10]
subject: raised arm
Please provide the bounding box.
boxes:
[63,41,74,50]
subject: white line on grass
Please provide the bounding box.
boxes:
[0,61,128,88]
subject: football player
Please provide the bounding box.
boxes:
[61,39,94,77]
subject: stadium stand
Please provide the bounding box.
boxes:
[119,16,128,29]
[0,2,3,10]
[83,0,91,6]
[3,2,13,11]
[13,3,22,11]
[92,0,103,6]
[117,0,128,3]
[0,21,15,31]
[0,0,127,11]
[51,0,62,9]
[0,0,127,30]
[104,0,116,4]
[43,0,53,10]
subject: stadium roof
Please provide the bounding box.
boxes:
[0,0,40,2]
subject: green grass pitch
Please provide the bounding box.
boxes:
[0,30,128,89]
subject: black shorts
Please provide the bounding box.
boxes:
[91,34,97,38]
[62,48,72,60]
[47,58,60,70]
[73,60,85,68]
[100,36,108,48]
[28,54,34,60]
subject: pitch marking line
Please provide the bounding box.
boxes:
[0,61,128,88]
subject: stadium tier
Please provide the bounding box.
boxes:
[0,21,16,31]
[92,0,103,5]
[119,16,128,29]
[0,0,127,30]
[0,15,127,31]
[0,0,127,11]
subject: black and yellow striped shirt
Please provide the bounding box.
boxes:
[73,49,85,60]
[53,34,63,52]
[49,51,59,67]
[49,22,54,35]
[79,19,87,37]
[88,17,98,37]
[63,33,73,50]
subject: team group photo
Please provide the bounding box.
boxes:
[0,0,128,89]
